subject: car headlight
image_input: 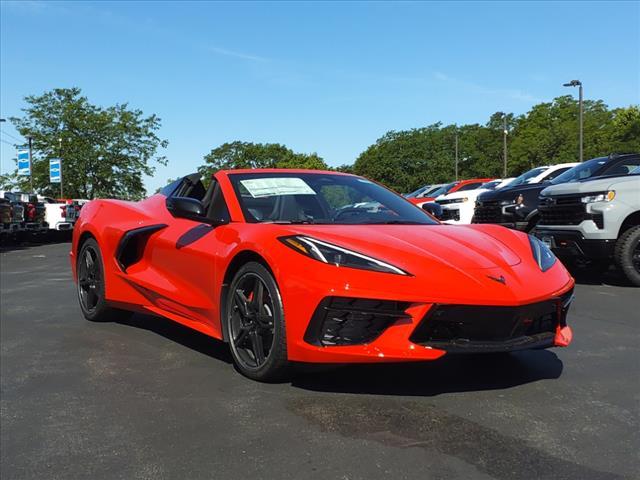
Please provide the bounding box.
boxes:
[450,197,468,204]
[279,235,411,276]
[581,191,615,204]
[500,194,524,207]
[528,235,557,272]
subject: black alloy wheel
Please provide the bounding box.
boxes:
[76,238,129,322]
[78,243,102,314]
[227,262,289,381]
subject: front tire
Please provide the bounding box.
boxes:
[76,238,128,321]
[615,226,640,286]
[226,262,290,382]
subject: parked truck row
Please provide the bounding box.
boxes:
[0,191,88,243]
[408,153,640,285]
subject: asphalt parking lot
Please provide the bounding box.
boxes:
[1,241,638,480]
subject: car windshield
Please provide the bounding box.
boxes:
[480,180,502,191]
[228,172,438,225]
[426,182,457,198]
[508,167,548,187]
[550,158,607,185]
[405,185,429,198]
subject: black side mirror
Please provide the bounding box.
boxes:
[421,202,443,219]
[166,196,206,221]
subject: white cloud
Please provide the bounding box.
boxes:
[208,46,269,63]
[433,71,542,103]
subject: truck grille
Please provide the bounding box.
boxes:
[440,208,460,221]
[538,196,603,228]
[472,201,502,224]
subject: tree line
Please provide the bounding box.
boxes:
[2,88,638,198]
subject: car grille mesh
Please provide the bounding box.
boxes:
[305,297,411,346]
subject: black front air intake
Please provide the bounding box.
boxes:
[305,297,411,346]
[409,289,573,352]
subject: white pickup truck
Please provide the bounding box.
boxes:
[38,196,78,231]
[536,162,640,285]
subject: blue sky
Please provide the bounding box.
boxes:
[1,1,638,193]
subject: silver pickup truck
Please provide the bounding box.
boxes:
[535,164,640,286]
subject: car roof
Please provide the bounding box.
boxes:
[457,178,493,184]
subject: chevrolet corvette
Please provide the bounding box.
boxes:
[71,169,574,381]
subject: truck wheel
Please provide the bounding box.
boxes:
[614,226,640,287]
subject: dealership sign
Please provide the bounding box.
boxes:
[49,158,61,183]
[17,146,30,176]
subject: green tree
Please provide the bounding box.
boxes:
[198,141,327,179]
[354,124,456,193]
[606,105,640,153]
[508,96,614,173]
[10,88,168,199]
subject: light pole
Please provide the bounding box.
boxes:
[58,137,64,198]
[454,128,459,181]
[502,114,508,177]
[496,112,508,177]
[0,118,5,175]
[563,79,583,162]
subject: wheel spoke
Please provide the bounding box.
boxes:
[85,251,94,271]
[233,326,250,347]
[234,289,251,317]
[250,331,265,365]
[255,314,273,329]
[251,279,265,313]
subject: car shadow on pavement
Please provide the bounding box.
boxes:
[291,350,563,396]
[0,233,72,252]
[116,313,233,364]
[566,263,634,287]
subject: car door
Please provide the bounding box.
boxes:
[129,175,229,337]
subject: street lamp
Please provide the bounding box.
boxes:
[454,128,459,181]
[563,79,583,162]
[496,112,508,177]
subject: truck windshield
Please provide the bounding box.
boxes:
[550,158,607,185]
[508,167,548,187]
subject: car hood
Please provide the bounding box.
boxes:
[286,224,523,272]
[477,182,547,201]
[541,175,639,196]
[440,189,486,201]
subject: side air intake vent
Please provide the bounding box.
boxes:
[115,224,167,273]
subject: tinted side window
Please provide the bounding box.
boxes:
[457,182,483,192]
[544,167,571,182]
[602,157,640,176]
[206,182,230,222]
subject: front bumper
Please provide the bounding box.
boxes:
[533,229,615,259]
[285,282,575,363]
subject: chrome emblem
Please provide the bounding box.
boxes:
[487,274,506,285]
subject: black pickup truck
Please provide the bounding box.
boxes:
[472,154,640,232]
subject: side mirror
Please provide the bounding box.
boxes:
[166,196,206,221]
[422,202,443,219]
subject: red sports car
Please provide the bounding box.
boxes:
[71,169,574,381]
